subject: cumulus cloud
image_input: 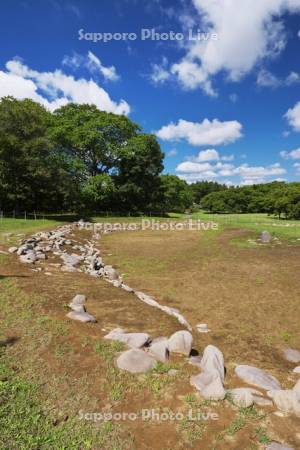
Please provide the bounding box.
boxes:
[156,118,243,146]
[294,162,300,174]
[176,150,286,184]
[168,0,300,95]
[62,51,119,81]
[285,101,300,131]
[0,58,129,114]
[280,147,300,159]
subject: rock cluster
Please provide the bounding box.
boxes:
[13,222,192,331]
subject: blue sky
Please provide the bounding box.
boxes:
[1,0,300,185]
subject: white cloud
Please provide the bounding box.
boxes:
[256,69,300,87]
[176,150,286,184]
[280,147,300,159]
[156,118,243,146]
[285,101,300,131]
[168,0,300,94]
[150,57,170,84]
[86,51,119,81]
[0,58,129,114]
[63,51,119,81]
[167,148,177,157]
[193,149,220,161]
[257,69,280,87]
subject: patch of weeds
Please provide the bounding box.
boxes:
[0,358,129,450]
[177,416,205,445]
[255,277,265,285]
[184,393,197,404]
[280,330,294,343]
[37,315,68,337]
[255,426,271,444]
[152,361,179,374]
[95,340,125,364]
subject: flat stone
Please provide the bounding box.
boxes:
[266,443,295,450]
[235,365,281,391]
[201,345,225,382]
[116,349,156,373]
[168,330,193,356]
[148,337,169,362]
[293,379,300,394]
[104,329,150,348]
[267,390,300,417]
[196,323,210,333]
[284,348,300,363]
[293,366,300,374]
[69,304,85,313]
[190,371,225,401]
[253,396,273,407]
[66,311,96,323]
[61,253,81,266]
[228,388,254,407]
[103,265,119,280]
[71,294,86,305]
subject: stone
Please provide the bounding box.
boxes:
[228,388,254,407]
[261,230,272,243]
[266,444,294,450]
[104,329,150,348]
[66,311,96,323]
[235,365,281,391]
[252,395,273,406]
[189,355,203,367]
[196,323,210,333]
[201,345,225,382]
[116,349,156,373]
[284,348,300,363]
[121,283,134,293]
[293,379,300,394]
[8,247,18,253]
[69,304,85,313]
[191,371,225,400]
[71,294,86,305]
[61,253,81,267]
[293,366,300,374]
[20,252,37,263]
[267,390,300,417]
[148,337,169,362]
[103,265,119,280]
[168,330,193,356]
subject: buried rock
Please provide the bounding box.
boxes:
[266,444,295,450]
[261,230,272,243]
[267,389,300,417]
[116,349,156,373]
[66,311,96,323]
[284,348,300,364]
[104,329,150,348]
[227,388,263,408]
[168,330,193,356]
[235,365,281,391]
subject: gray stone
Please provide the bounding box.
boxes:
[293,379,300,394]
[284,348,300,363]
[191,371,225,400]
[104,329,150,348]
[168,330,193,356]
[201,345,225,382]
[196,323,210,333]
[8,247,18,253]
[71,294,86,305]
[293,366,300,374]
[267,390,300,416]
[61,253,82,266]
[228,388,254,407]
[116,349,156,373]
[148,337,169,362]
[66,311,96,323]
[189,355,203,367]
[103,265,119,280]
[235,365,281,391]
[261,230,272,243]
[20,252,37,263]
[266,444,294,450]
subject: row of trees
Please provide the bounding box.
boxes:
[200,182,300,219]
[1,97,299,218]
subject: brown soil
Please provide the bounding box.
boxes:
[1,226,300,449]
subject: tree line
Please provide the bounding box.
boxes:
[0,97,299,218]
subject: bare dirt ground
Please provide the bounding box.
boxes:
[1,226,300,449]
